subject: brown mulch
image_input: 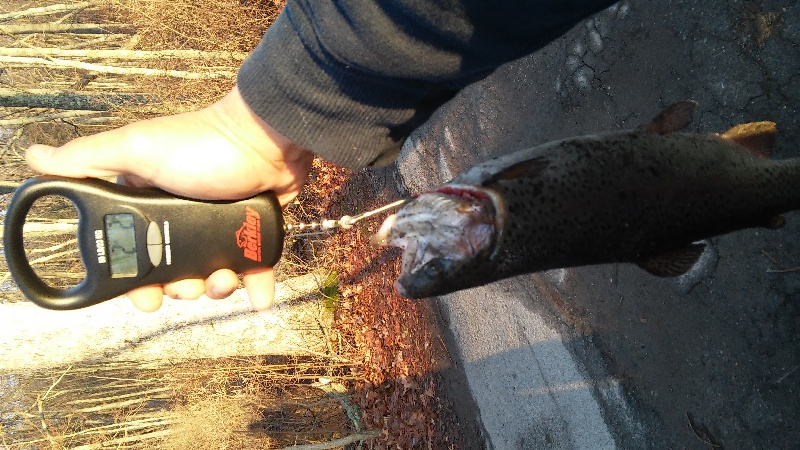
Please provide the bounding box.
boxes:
[293,159,463,449]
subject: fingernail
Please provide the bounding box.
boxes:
[30,145,54,157]
[26,145,55,166]
[251,294,274,311]
[211,286,229,299]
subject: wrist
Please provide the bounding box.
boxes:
[214,86,311,163]
[208,85,313,205]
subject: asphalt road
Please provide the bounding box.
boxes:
[395,1,799,448]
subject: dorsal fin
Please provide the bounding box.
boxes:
[720,121,776,158]
[487,157,550,183]
[643,101,699,134]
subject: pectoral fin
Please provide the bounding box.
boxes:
[643,101,699,134]
[719,121,776,158]
[637,243,706,277]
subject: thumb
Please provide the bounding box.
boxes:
[26,133,137,179]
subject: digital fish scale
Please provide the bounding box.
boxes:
[3,176,284,310]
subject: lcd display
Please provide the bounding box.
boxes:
[104,213,137,277]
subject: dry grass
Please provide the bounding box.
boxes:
[0,0,281,123]
[112,0,281,52]
[0,357,362,449]
[165,395,255,450]
[102,0,284,116]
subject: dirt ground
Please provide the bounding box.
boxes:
[293,160,484,448]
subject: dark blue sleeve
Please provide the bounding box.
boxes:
[238,0,618,169]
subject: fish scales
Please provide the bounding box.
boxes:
[374,101,800,298]
[475,131,800,282]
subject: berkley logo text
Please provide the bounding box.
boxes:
[236,206,261,262]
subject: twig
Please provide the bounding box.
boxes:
[0,47,248,60]
[42,364,72,400]
[69,428,174,449]
[314,381,362,432]
[275,431,381,450]
[0,55,235,79]
[22,248,80,268]
[36,395,58,447]
[67,387,171,406]
[67,116,122,125]
[0,110,110,126]
[44,415,175,440]
[68,32,141,92]
[65,34,129,50]
[0,221,78,239]
[0,2,94,21]
[71,388,171,413]
[53,8,80,26]
[28,238,78,254]
[0,181,19,195]
[285,344,353,363]
[0,420,10,449]
[0,23,135,35]
[38,80,132,89]
[0,87,153,111]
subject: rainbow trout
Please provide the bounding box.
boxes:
[373,101,799,298]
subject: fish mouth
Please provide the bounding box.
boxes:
[372,185,504,297]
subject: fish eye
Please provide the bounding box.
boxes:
[424,260,443,277]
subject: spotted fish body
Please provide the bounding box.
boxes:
[373,101,800,298]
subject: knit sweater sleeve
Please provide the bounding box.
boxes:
[237,0,617,169]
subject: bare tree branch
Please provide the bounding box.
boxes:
[64,34,130,50]
[0,180,20,195]
[0,23,135,34]
[0,47,248,60]
[0,87,152,110]
[0,55,235,79]
[0,110,111,126]
[0,2,95,21]
[0,222,79,240]
[275,431,382,450]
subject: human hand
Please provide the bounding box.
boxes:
[25,86,314,312]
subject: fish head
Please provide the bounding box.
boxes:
[372,185,503,298]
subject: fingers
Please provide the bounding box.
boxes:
[243,268,276,311]
[127,280,205,313]
[128,285,164,312]
[205,269,240,299]
[163,279,206,300]
[128,269,274,312]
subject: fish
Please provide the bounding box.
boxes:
[372,101,798,298]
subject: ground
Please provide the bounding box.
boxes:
[292,160,483,448]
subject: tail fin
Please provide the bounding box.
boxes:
[721,121,777,158]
